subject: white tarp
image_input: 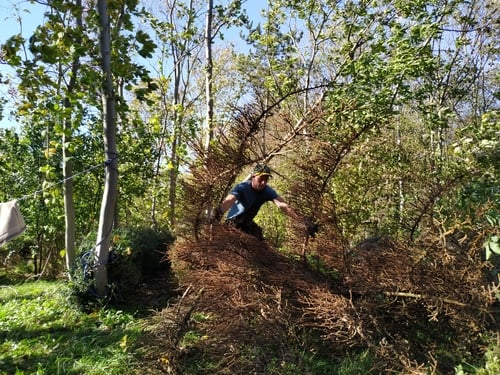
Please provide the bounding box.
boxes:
[0,200,26,247]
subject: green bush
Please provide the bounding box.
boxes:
[466,339,500,375]
[108,226,173,276]
[69,227,174,306]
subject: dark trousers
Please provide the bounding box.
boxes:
[226,218,264,240]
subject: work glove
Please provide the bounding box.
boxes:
[304,216,319,238]
[207,206,222,223]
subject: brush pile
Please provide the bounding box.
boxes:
[137,221,497,374]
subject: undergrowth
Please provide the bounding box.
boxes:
[0,281,144,375]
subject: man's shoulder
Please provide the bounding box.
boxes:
[264,185,279,198]
[231,180,251,192]
[236,180,251,188]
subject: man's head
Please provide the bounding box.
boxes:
[252,164,272,178]
[251,164,272,191]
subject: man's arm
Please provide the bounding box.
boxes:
[273,196,301,221]
[219,194,237,214]
[273,197,319,236]
[208,193,237,223]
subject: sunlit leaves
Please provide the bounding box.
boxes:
[484,211,500,260]
[1,34,24,66]
[454,111,500,171]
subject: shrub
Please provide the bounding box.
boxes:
[69,227,174,306]
[108,226,173,276]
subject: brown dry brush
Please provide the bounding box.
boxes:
[153,220,498,374]
[163,225,344,374]
[291,226,498,373]
[280,137,497,372]
[147,235,496,371]
[178,103,274,239]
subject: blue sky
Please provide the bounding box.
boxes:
[0,0,266,129]
[0,1,47,39]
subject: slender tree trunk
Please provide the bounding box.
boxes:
[62,133,76,271]
[200,0,215,222]
[168,39,181,229]
[204,0,214,153]
[396,117,404,225]
[62,0,83,275]
[166,0,197,229]
[168,133,178,228]
[95,0,118,297]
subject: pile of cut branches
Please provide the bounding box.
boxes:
[138,221,497,374]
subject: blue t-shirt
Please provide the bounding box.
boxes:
[226,180,278,224]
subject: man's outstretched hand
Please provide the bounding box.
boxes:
[304,216,319,237]
[207,206,222,224]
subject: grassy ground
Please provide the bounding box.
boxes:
[0,280,145,375]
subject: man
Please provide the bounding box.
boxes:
[211,164,316,240]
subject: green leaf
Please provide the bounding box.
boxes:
[484,235,500,260]
[135,30,157,58]
[486,213,500,227]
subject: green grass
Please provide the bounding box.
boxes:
[0,281,143,375]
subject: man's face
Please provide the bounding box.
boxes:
[251,174,270,191]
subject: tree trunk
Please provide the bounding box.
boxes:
[204,0,214,153]
[62,0,83,275]
[62,136,76,272]
[94,0,118,297]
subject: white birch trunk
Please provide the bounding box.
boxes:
[94,0,118,297]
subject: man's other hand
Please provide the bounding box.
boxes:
[304,216,319,237]
[207,207,222,223]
